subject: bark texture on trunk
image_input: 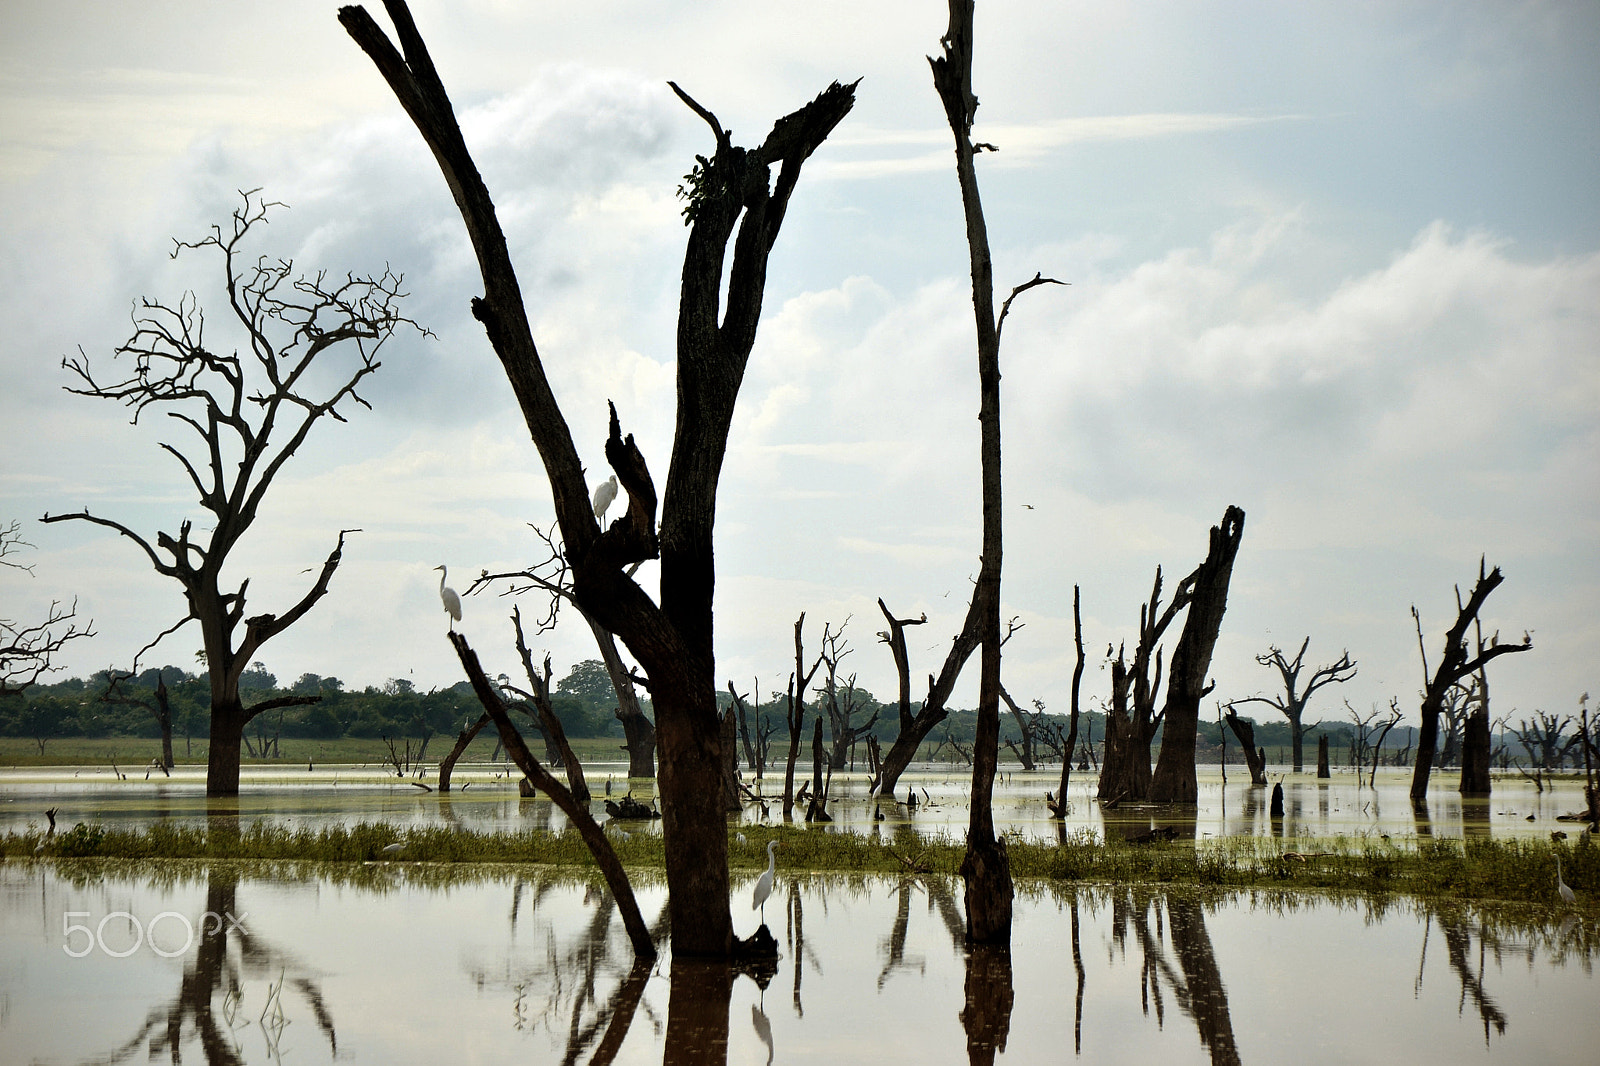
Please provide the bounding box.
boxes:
[1150,505,1245,804]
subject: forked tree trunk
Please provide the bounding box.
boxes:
[1150,506,1245,804]
[343,0,854,959]
[1410,561,1530,808]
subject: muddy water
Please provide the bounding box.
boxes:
[1,862,1593,1064]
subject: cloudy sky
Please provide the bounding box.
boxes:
[2,1,1596,730]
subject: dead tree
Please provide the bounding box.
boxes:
[438,710,489,791]
[930,0,1062,945]
[1436,681,1474,768]
[815,620,879,770]
[1047,586,1087,817]
[998,687,1045,771]
[1409,560,1531,808]
[507,606,589,802]
[471,521,657,778]
[1222,707,1269,786]
[1,521,95,697]
[1458,615,1497,795]
[1228,636,1354,773]
[43,192,417,796]
[872,600,937,797]
[100,665,179,770]
[805,716,834,822]
[720,704,742,812]
[342,0,854,959]
[1511,710,1580,770]
[1098,566,1193,803]
[1150,505,1246,804]
[783,614,823,820]
[449,631,653,959]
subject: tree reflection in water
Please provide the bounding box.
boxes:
[1111,887,1241,1066]
[79,869,338,1066]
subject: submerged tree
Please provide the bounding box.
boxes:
[1149,505,1245,804]
[342,0,855,958]
[1228,636,1355,774]
[42,192,419,795]
[1409,560,1531,808]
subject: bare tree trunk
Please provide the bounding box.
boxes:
[1459,702,1492,796]
[1410,561,1530,808]
[1316,733,1330,779]
[1223,710,1269,786]
[342,1,853,959]
[1151,506,1245,804]
[450,631,654,959]
[439,711,489,792]
[616,703,656,778]
[929,0,1048,946]
[584,606,653,778]
[1050,586,1086,818]
[783,615,820,820]
[720,706,742,813]
[512,610,589,802]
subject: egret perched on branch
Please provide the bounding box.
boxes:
[752,840,779,924]
[434,565,461,631]
[593,474,619,522]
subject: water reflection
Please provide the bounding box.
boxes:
[6,765,1592,845]
[1,864,1595,1064]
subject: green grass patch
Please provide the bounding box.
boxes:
[6,818,1596,910]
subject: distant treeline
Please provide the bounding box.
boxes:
[1,660,634,747]
[4,662,1538,768]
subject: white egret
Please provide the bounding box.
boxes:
[434,565,461,630]
[751,840,779,924]
[593,475,619,522]
[381,842,406,858]
[1556,855,1576,905]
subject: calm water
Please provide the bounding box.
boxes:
[1,862,1594,1064]
[1,763,1590,843]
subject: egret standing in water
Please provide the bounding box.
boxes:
[1557,855,1577,905]
[752,840,779,925]
[434,565,462,631]
[593,475,618,522]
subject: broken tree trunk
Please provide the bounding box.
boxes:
[1151,505,1245,804]
[1409,560,1531,809]
[1223,709,1269,786]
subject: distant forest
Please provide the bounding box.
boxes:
[4,658,1559,771]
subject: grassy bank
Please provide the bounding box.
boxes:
[4,819,1593,909]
